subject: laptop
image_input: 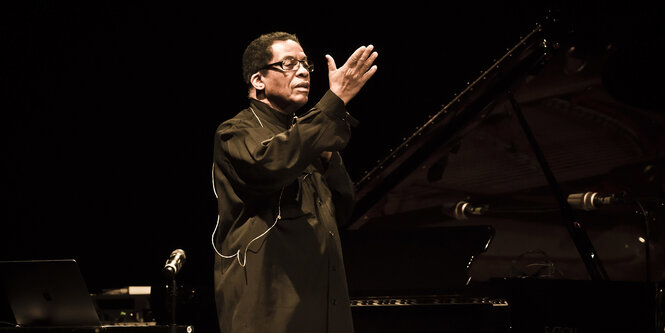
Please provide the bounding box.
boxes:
[0,259,102,327]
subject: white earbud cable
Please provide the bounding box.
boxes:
[211,107,285,267]
[211,163,284,268]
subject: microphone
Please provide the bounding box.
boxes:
[453,201,488,220]
[446,200,565,220]
[163,249,186,277]
[566,192,621,211]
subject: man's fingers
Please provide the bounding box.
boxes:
[359,50,378,73]
[359,45,374,61]
[328,44,379,104]
[326,54,337,72]
[362,65,378,81]
[330,45,377,75]
[345,45,367,66]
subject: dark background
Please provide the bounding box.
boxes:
[2,1,663,331]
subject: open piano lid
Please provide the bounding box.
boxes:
[345,15,665,284]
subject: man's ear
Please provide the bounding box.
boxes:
[250,73,265,91]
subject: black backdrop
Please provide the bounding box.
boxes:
[2,1,663,331]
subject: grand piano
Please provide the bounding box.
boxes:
[340,11,665,333]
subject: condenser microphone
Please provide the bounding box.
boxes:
[453,201,488,220]
[566,192,620,211]
[163,249,186,276]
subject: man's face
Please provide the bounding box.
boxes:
[261,40,310,113]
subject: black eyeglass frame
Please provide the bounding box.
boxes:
[259,56,314,73]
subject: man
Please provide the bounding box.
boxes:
[211,32,378,332]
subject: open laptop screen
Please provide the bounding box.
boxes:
[0,259,102,327]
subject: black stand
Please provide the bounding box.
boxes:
[166,276,177,333]
[636,199,659,282]
[507,90,609,281]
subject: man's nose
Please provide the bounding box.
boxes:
[295,63,310,76]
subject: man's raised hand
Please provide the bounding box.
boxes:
[326,45,378,105]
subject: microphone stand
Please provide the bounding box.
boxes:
[163,268,179,333]
[635,200,652,282]
[169,275,177,333]
[163,249,186,333]
[507,90,609,281]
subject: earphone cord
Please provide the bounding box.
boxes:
[210,107,285,267]
[211,163,284,268]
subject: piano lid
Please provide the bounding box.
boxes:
[350,20,556,229]
[346,15,665,282]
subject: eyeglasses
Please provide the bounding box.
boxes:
[260,56,314,73]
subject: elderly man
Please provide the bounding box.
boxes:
[211,32,378,332]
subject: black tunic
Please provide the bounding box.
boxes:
[212,90,357,332]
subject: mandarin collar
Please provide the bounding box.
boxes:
[249,98,295,129]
